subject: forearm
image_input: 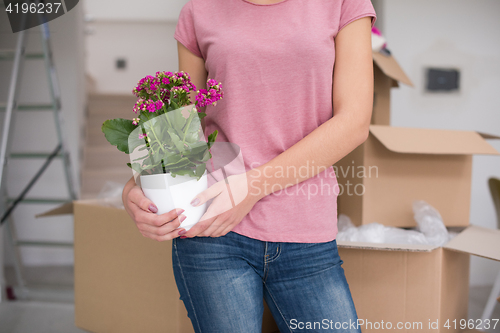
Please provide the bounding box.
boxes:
[249,111,369,199]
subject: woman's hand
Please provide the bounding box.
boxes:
[182,172,261,238]
[122,177,187,241]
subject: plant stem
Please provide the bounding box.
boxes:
[157,92,174,128]
[143,111,166,155]
[182,108,196,144]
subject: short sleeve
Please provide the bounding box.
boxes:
[338,0,377,33]
[174,1,203,58]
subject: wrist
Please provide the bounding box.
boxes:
[245,167,268,202]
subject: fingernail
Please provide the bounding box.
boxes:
[178,229,187,236]
[180,236,187,239]
[176,208,185,215]
[149,204,158,213]
[190,198,200,207]
[179,214,187,223]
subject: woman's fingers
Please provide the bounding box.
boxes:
[178,174,254,239]
[184,175,249,237]
[190,180,225,207]
[216,223,237,238]
[207,213,238,237]
[156,208,185,226]
[137,214,185,238]
[198,214,230,237]
[140,228,185,242]
[128,186,158,213]
[124,183,186,242]
[181,215,217,237]
[128,185,184,227]
[130,201,183,227]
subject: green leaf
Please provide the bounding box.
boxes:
[170,168,196,178]
[183,112,203,144]
[194,163,206,180]
[102,118,137,154]
[132,154,147,162]
[160,154,183,166]
[164,156,192,169]
[167,109,187,136]
[200,149,211,163]
[167,128,185,152]
[139,111,156,124]
[128,131,145,154]
[207,130,218,148]
[183,141,208,155]
[170,100,180,110]
[185,149,208,164]
[127,162,144,175]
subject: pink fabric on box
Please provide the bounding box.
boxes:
[175,0,376,243]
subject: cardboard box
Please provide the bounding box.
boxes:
[335,125,500,228]
[338,225,500,333]
[39,201,279,333]
[371,51,413,125]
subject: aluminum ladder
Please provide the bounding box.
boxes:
[0,20,76,301]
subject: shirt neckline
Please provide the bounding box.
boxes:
[241,0,290,6]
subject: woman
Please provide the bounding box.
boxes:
[122,0,376,331]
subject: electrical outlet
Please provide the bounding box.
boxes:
[116,58,127,70]
[426,68,460,92]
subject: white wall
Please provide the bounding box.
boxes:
[84,0,187,21]
[376,0,500,286]
[0,4,86,266]
[85,22,179,94]
[84,0,189,94]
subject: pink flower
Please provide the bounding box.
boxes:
[133,98,145,114]
[132,72,221,117]
[139,133,147,139]
[132,118,139,125]
[155,100,164,111]
[194,79,224,108]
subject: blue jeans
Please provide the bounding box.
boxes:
[172,232,361,333]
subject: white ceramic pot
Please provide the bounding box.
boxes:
[140,172,208,231]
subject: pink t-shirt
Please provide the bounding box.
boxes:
[175,0,376,243]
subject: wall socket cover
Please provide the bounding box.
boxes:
[426,68,460,92]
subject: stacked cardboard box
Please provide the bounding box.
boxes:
[335,51,500,333]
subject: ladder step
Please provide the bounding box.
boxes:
[7,198,70,204]
[10,152,64,159]
[0,103,55,111]
[11,286,75,302]
[0,50,45,61]
[15,240,74,248]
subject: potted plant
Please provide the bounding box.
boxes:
[101,71,223,230]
